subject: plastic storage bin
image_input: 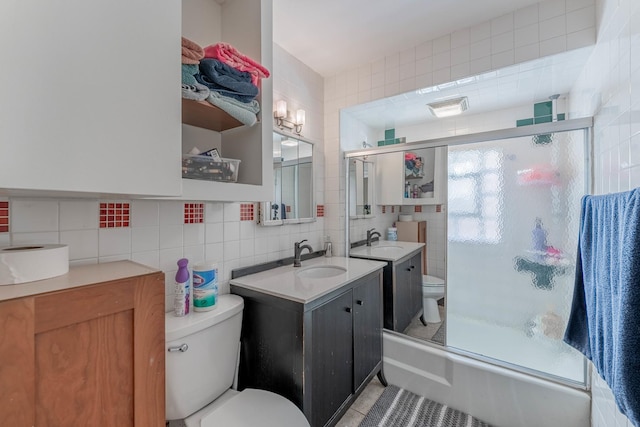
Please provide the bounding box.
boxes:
[182,155,241,182]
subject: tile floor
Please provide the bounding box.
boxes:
[335,377,386,427]
[404,305,445,344]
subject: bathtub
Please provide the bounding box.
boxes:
[383,332,591,427]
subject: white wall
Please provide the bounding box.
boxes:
[569,0,640,425]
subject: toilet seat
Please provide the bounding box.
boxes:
[421,275,445,324]
[422,275,444,287]
[196,389,310,427]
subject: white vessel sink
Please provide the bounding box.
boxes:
[296,265,347,279]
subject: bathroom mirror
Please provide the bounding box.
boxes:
[349,157,375,219]
[260,131,315,225]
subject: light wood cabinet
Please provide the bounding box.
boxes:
[376,146,447,205]
[0,0,182,197]
[0,270,165,426]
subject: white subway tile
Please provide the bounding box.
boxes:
[70,258,98,267]
[492,50,515,69]
[131,200,159,227]
[433,35,451,54]
[451,29,470,49]
[239,221,255,240]
[59,200,98,231]
[385,66,400,84]
[99,254,131,263]
[183,223,205,246]
[224,203,240,222]
[159,224,183,249]
[539,0,566,21]
[0,234,9,246]
[385,53,400,69]
[450,62,470,80]
[399,77,416,94]
[470,38,491,61]
[399,48,415,65]
[415,72,433,89]
[132,250,160,269]
[371,72,384,88]
[515,23,540,47]
[205,243,224,262]
[223,240,240,261]
[415,57,433,75]
[433,51,451,70]
[515,43,540,63]
[240,238,255,258]
[469,22,491,41]
[98,228,131,257]
[539,15,567,41]
[60,229,98,260]
[415,40,433,60]
[11,199,58,233]
[540,35,567,56]
[371,58,385,74]
[183,245,205,266]
[12,231,59,245]
[432,68,451,85]
[159,247,183,271]
[567,5,595,33]
[491,13,514,36]
[492,32,514,54]
[451,45,470,66]
[566,0,594,12]
[132,226,159,253]
[399,64,415,81]
[159,201,183,225]
[566,27,596,49]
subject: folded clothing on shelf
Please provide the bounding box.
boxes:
[204,42,270,86]
[206,90,260,126]
[182,83,210,101]
[182,36,204,65]
[195,58,259,103]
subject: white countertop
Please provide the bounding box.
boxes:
[0,261,160,302]
[230,256,386,304]
[349,241,425,262]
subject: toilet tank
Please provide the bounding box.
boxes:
[165,294,244,421]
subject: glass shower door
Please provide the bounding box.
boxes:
[446,129,587,384]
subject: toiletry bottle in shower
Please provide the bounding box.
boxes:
[174,258,190,317]
[405,181,410,198]
[531,218,548,260]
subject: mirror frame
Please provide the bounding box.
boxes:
[260,130,316,226]
[349,157,376,220]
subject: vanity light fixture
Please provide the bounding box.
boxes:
[274,100,305,135]
[427,96,469,118]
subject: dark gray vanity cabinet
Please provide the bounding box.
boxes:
[231,269,383,427]
[382,251,423,332]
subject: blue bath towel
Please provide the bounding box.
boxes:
[195,58,259,103]
[564,188,640,426]
[206,90,260,126]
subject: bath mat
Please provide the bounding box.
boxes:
[359,385,491,427]
[431,321,445,344]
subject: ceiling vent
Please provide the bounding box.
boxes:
[427,96,469,118]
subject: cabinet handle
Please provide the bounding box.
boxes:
[406,268,411,271]
[168,343,189,353]
[345,307,352,313]
[356,300,364,306]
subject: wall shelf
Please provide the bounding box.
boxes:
[182,98,244,132]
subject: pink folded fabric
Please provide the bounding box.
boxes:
[203,43,270,86]
[182,36,204,65]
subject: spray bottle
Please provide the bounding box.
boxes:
[174,258,190,317]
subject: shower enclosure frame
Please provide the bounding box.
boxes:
[344,116,593,390]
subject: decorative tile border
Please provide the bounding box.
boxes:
[99,202,130,228]
[0,201,8,233]
[184,203,204,224]
[414,206,423,213]
[240,203,254,221]
[391,206,396,213]
[381,206,386,214]
[436,204,442,213]
[316,205,325,217]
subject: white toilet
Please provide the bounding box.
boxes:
[422,275,445,324]
[165,294,310,427]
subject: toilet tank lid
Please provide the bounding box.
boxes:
[166,294,244,342]
[422,275,444,286]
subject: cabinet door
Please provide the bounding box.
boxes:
[311,291,353,427]
[0,0,181,196]
[408,252,423,323]
[0,274,165,426]
[394,258,413,332]
[353,273,382,390]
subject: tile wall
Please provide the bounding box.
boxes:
[325,0,597,257]
[569,0,640,425]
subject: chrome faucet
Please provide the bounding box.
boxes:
[293,239,313,267]
[366,228,381,246]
